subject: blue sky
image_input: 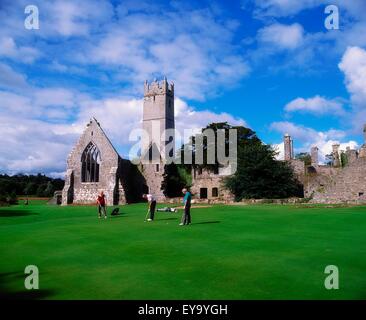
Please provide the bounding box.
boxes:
[0,0,366,177]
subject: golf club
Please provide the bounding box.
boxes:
[144,207,150,222]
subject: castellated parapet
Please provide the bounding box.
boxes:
[144,78,174,97]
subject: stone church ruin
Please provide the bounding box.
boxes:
[61,79,366,205]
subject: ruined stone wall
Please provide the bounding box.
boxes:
[190,168,234,201]
[304,166,340,199]
[311,158,366,203]
[289,159,305,183]
[61,119,127,205]
[141,163,165,201]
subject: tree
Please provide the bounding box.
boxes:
[225,141,303,201]
[8,191,18,205]
[161,163,191,198]
[178,122,303,201]
[24,182,37,195]
[340,151,348,168]
[181,122,261,171]
[43,181,55,197]
[36,183,47,197]
[295,152,311,166]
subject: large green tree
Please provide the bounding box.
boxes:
[295,152,311,166]
[161,163,192,198]
[162,122,303,200]
[225,142,303,201]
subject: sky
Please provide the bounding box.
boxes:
[0,0,366,177]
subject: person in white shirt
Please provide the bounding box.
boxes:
[142,194,157,221]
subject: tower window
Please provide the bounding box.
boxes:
[212,187,218,197]
[156,164,160,172]
[81,142,101,182]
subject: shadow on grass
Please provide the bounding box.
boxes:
[193,221,221,225]
[0,272,55,300]
[109,214,127,218]
[0,209,38,217]
[157,217,178,221]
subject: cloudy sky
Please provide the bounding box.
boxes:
[0,0,366,177]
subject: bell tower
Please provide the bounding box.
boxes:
[141,78,175,199]
[142,77,175,160]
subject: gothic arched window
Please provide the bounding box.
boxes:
[81,142,101,182]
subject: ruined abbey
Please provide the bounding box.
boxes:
[61,78,232,205]
[284,128,366,204]
[61,79,366,205]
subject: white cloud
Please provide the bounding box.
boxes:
[0,63,28,90]
[250,0,366,19]
[0,68,247,175]
[285,95,345,116]
[339,46,366,108]
[258,23,304,50]
[0,116,77,176]
[174,97,247,133]
[0,37,40,63]
[36,0,114,37]
[76,96,247,151]
[273,142,284,160]
[82,6,250,100]
[270,121,358,162]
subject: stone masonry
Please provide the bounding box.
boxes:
[62,118,127,205]
[141,78,175,201]
[61,78,366,205]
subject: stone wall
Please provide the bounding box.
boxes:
[61,118,127,205]
[141,163,165,201]
[289,159,305,183]
[311,158,366,203]
[190,168,234,201]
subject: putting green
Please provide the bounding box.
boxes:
[0,201,366,299]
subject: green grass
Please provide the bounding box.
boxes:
[1,201,366,300]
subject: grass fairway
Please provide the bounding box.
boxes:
[0,201,366,300]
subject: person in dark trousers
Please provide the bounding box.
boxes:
[180,188,192,226]
[97,191,107,219]
[143,194,157,221]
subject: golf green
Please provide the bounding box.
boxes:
[0,201,366,299]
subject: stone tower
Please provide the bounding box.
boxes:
[141,78,175,199]
[311,146,319,167]
[142,78,175,159]
[284,133,294,161]
[332,143,341,167]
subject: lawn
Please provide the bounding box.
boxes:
[0,201,366,300]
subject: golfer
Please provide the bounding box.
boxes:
[143,194,156,221]
[97,191,107,219]
[180,188,192,226]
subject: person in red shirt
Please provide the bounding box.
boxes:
[97,191,107,219]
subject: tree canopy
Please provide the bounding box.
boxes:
[165,122,303,200]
